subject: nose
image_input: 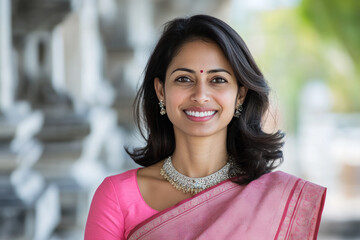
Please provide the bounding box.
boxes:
[190,82,210,104]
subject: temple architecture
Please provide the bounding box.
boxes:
[0,0,230,238]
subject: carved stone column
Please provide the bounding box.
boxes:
[0,0,14,111]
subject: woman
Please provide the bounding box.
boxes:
[85,15,326,240]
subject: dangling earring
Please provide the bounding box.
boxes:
[159,100,166,115]
[234,103,243,118]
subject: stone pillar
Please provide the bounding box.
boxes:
[56,0,113,108]
[51,25,66,95]
[56,13,82,102]
[79,0,104,105]
[0,0,14,111]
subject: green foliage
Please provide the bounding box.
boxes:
[235,3,360,132]
[253,9,333,131]
[300,0,360,70]
[299,0,360,112]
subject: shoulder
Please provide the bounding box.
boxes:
[248,171,299,188]
[93,168,139,197]
[264,172,326,238]
[85,169,140,239]
[263,170,299,181]
[266,171,325,185]
[106,168,140,187]
[100,168,144,203]
[92,168,140,205]
[257,171,326,194]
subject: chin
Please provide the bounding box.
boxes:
[180,127,226,138]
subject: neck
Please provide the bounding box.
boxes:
[171,131,228,178]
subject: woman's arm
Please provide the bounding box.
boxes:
[85,177,125,240]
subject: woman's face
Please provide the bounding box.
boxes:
[155,40,246,138]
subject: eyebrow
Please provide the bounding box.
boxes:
[207,69,232,75]
[170,68,232,76]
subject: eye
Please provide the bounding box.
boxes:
[175,76,192,82]
[211,77,227,83]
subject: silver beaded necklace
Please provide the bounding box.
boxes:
[160,156,232,195]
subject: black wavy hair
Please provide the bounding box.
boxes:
[126,14,284,184]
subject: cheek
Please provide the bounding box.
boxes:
[216,90,238,110]
[165,89,186,110]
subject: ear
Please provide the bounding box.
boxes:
[154,77,165,101]
[237,86,248,105]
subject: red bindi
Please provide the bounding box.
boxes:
[200,70,203,73]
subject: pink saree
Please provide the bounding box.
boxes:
[127,171,326,240]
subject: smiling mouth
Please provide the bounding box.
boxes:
[184,110,217,117]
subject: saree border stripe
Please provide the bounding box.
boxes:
[274,178,303,239]
[275,179,326,240]
[314,187,326,239]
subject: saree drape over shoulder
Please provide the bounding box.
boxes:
[128,171,326,240]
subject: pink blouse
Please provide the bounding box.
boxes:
[85,169,159,240]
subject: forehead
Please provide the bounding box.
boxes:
[167,40,233,72]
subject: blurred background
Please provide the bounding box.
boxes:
[0,0,359,239]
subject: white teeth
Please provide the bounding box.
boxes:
[185,111,216,117]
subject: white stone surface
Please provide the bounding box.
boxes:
[0,0,14,110]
